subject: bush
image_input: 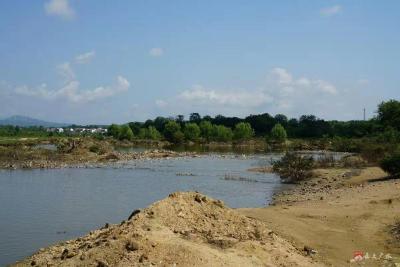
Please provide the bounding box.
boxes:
[172,130,185,143]
[199,121,213,141]
[184,123,201,141]
[164,121,181,142]
[380,153,400,176]
[269,123,287,144]
[146,126,161,140]
[211,125,233,142]
[272,152,314,183]
[233,122,254,140]
[119,125,134,140]
[108,124,121,139]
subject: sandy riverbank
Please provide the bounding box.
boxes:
[11,167,400,266]
[240,167,400,266]
[13,192,321,267]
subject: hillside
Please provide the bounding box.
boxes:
[0,115,68,127]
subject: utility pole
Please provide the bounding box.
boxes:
[363,108,366,121]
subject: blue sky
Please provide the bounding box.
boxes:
[0,0,399,124]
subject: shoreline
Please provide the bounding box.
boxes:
[6,151,400,266]
[240,167,400,266]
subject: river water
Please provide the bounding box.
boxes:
[0,152,288,266]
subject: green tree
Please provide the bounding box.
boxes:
[119,125,134,140]
[184,123,201,141]
[146,126,161,140]
[269,123,287,143]
[380,153,400,176]
[377,99,400,131]
[173,130,185,143]
[138,128,146,139]
[189,113,201,123]
[211,125,233,142]
[164,120,182,142]
[233,122,254,140]
[128,122,141,136]
[108,124,121,139]
[199,121,213,141]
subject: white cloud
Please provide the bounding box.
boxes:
[155,99,168,108]
[155,68,339,117]
[149,48,164,57]
[15,51,130,103]
[75,51,96,64]
[178,85,272,108]
[270,68,293,85]
[44,0,75,20]
[57,62,75,81]
[320,5,342,17]
[15,76,129,103]
[269,67,337,95]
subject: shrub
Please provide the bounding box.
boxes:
[146,126,161,140]
[380,153,400,176]
[211,125,233,142]
[164,121,181,142]
[269,123,287,144]
[172,130,185,143]
[184,123,201,141]
[119,125,134,140]
[272,152,314,183]
[108,124,121,139]
[233,122,254,140]
[199,121,213,141]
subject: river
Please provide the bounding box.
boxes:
[0,152,288,266]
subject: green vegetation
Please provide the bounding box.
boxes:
[269,123,287,144]
[377,100,400,131]
[380,153,400,176]
[233,122,254,141]
[0,126,55,138]
[108,124,134,140]
[184,123,201,141]
[164,121,183,143]
[199,120,213,141]
[272,152,314,183]
[211,125,233,142]
[119,125,134,141]
[2,100,399,164]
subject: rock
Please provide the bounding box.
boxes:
[125,240,139,251]
[304,245,317,256]
[30,260,36,266]
[96,260,108,267]
[139,254,148,263]
[128,209,141,220]
[60,249,68,260]
[194,194,202,203]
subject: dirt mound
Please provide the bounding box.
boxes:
[13,192,321,267]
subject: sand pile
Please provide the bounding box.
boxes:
[13,192,322,266]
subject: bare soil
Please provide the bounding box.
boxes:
[240,167,400,266]
[12,192,321,267]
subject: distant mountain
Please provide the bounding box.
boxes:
[0,115,69,127]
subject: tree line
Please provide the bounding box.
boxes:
[108,99,400,144]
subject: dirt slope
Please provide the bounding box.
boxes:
[13,192,322,267]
